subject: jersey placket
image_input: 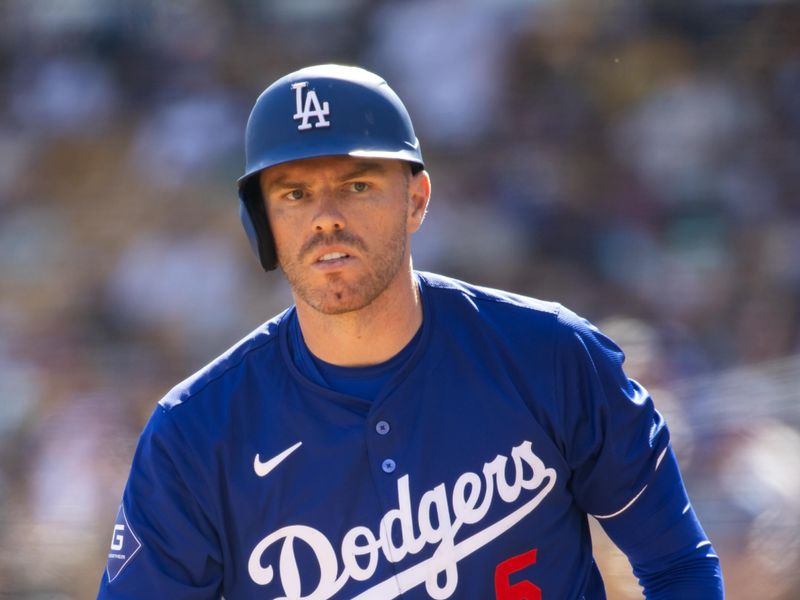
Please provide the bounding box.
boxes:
[362,391,416,596]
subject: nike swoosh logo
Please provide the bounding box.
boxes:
[404,139,420,150]
[253,441,302,478]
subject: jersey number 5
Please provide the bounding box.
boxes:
[494,548,541,600]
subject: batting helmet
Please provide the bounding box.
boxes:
[237,64,425,272]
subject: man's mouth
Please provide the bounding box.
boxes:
[316,252,350,263]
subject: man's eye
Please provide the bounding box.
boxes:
[350,182,369,193]
[286,189,305,200]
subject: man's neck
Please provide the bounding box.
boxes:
[293,268,422,367]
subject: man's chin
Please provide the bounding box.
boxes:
[288,263,403,316]
[307,292,373,316]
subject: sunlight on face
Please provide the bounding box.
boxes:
[260,156,420,315]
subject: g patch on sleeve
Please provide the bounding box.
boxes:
[106,504,142,583]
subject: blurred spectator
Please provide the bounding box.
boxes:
[127,90,243,187]
[104,227,251,356]
[9,53,119,137]
[366,0,525,146]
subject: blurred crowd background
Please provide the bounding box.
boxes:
[1,0,799,598]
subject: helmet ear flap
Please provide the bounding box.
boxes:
[239,178,278,272]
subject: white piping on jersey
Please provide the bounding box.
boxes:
[592,445,669,520]
[696,540,711,549]
[699,539,718,559]
[247,440,557,600]
[654,445,668,469]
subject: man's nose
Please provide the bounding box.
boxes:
[311,192,346,233]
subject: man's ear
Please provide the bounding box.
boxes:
[407,170,431,233]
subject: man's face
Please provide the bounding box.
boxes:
[260,155,429,315]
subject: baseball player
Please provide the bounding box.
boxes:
[97,65,724,599]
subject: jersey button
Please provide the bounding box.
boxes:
[381,458,396,474]
[376,420,390,435]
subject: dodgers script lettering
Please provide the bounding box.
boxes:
[248,440,557,600]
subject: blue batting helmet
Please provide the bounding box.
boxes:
[237,64,425,272]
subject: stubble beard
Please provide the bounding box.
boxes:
[280,219,409,316]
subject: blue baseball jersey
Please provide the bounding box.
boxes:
[98,272,721,599]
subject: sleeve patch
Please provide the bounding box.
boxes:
[105,504,142,583]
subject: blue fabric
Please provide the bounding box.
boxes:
[287,308,424,402]
[599,447,724,598]
[98,272,723,599]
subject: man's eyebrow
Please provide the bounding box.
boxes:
[263,160,390,193]
[263,176,305,193]
[339,161,389,180]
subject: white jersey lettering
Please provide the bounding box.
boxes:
[248,440,556,599]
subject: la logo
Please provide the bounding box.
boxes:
[292,82,330,131]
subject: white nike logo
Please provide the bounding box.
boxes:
[253,441,302,478]
[404,139,420,150]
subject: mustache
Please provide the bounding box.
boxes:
[298,230,367,260]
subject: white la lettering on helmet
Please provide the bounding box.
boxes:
[292,81,331,131]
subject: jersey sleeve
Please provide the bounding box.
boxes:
[97,405,223,599]
[599,447,724,598]
[553,306,669,519]
[552,307,723,597]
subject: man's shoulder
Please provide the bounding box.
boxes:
[417,271,563,320]
[158,309,290,412]
[416,271,599,349]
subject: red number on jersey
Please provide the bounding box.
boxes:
[494,548,542,600]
